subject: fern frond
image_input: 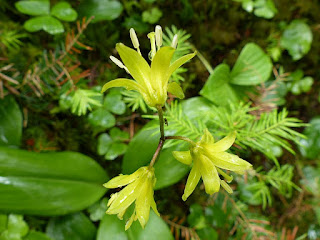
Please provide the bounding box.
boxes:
[121,90,149,113]
[71,89,102,116]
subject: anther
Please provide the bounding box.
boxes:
[110,56,130,74]
[155,25,162,50]
[147,32,156,61]
[171,34,178,49]
[220,180,233,194]
[129,28,141,55]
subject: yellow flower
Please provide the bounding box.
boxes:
[101,26,196,108]
[172,129,252,201]
[103,166,159,230]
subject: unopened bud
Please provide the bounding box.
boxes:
[171,34,178,48]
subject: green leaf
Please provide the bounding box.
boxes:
[96,215,128,240]
[97,133,112,155]
[200,64,239,105]
[0,147,108,215]
[88,108,115,129]
[0,96,22,147]
[87,198,108,222]
[46,213,96,240]
[230,43,272,85]
[105,143,127,160]
[104,92,126,115]
[24,16,64,35]
[51,2,77,22]
[187,204,206,229]
[197,227,218,240]
[280,20,313,61]
[299,117,320,159]
[15,0,49,16]
[24,231,52,240]
[300,166,320,196]
[253,0,277,19]
[0,215,7,232]
[77,0,123,23]
[7,214,29,237]
[109,127,129,141]
[97,211,173,240]
[142,7,163,24]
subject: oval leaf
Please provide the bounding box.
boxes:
[15,0,50,16]
[230,43,272,85]
[0,147,108,215]
[24,16,64,35]
[51,2,78,22]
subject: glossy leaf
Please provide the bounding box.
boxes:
[200,64,239,105]
[24,231,53,240]
[0,147,108,215]
[77,0,123,23]
[51,2,77,22]
[280,20,313,61]
[253,0,277,19]
[230,43,272,85]
[88,108,115,129]
[0,96,22,147]
[15,0,49,16]
[97,211,173,240]
[46,213,96,240]
[24,16,64,35]
[104,92,126,115]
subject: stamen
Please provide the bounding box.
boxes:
[147,32,156,61]
[110,56,130,74]
[217,168,233,183]
[129,28,141,55]
[220,180,233,194]
[171,34,178,49]
[155,25,162,50]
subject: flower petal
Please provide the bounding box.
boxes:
[106,176,144,215]
[103,167,147,189]
[172,150,192,165]
[167,52,196,80]
[208,151,252,172]
[101,78,145,93]
[135,180,153,228]
[116,43,152,90]
[209,131,236,152]
[151,198,160,216]
[199,128,214,145]
[198,155,220,195]
[150,46,175,90]
[182,163,201,201]
[167,82,185,99]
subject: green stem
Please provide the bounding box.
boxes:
[156,105,165,141]
[149,139,164,167]
[191,44,214,74]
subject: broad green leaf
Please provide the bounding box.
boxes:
[96,215,128,240]
[142,7,163,24]
[46,213,96,240]
[15,0,49,16]
[280,20,313,61]
[88,108,115,129]
[51,2,77,22]
[0,96,22,147]
[24,231,52,240]
[97,133,112,155]
[104,92,126,115]
[253,0,277,19]
[200,64,239,105]
[105,143,127,160]
[0,147,108,215]
[299,117,320,159]
[230,43,272,85]
[24,16,64,35]
[87,198,108,222]
[77,0,123,23]
[109,127,129,141]
[97,211,173,240]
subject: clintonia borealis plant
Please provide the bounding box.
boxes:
[102,25,252,230]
